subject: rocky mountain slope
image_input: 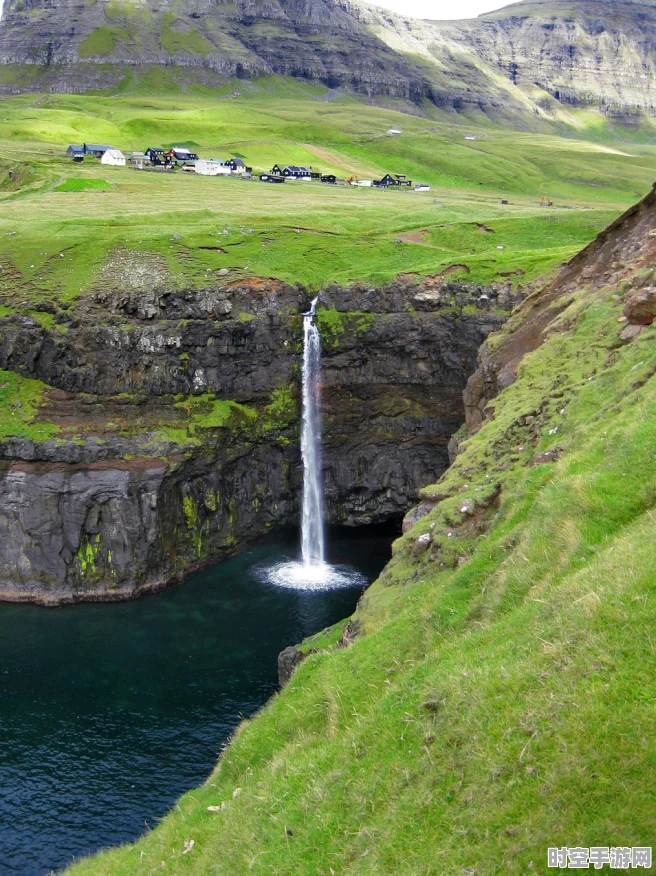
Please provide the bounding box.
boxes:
[355,0,656,120]
[0,0,516,109]
[1,0,655,121]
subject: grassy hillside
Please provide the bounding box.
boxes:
[65,189,656,875]
[0,84,654,306]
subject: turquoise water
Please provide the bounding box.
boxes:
[0,526,394,875]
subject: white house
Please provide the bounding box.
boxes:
[195,159,231,177]
[100,149,126,166]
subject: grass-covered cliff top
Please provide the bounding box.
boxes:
[65,184,656,873]
[1,83,654,305]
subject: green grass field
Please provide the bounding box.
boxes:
[1,82,654,307]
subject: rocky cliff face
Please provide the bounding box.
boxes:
[0,272,509,603]
[442,0,656,119]
[0,0,512,109]
[2,0,653,120]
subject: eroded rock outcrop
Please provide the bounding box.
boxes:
[0,273,508,603]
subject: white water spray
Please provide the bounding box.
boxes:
[300,297,324,567]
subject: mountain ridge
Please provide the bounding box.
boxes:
[1,0,655,123]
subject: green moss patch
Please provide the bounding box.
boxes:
[160,14,213,57]
[78,26,129,58]
[0,369,58,441]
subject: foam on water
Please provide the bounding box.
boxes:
[259,560,367,591]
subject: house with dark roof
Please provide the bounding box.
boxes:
[274,165,315,180]
[144,147,165,165]
[226,158,252,174]
[374,173,412,188]
[66,144,83,157]
[166,148,199,165]
[83,143,114,158]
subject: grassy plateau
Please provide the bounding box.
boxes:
[1,80,655,306]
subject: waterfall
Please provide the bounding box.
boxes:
[261,299,364,590]
[300,298,325,567]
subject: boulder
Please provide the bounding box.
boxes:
[624,287,656,325]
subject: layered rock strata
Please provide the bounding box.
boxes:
[0,274,510,603]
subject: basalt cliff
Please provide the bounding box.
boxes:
[1,0,655,121]
[0,270,511,604]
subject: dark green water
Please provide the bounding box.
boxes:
[0,526,394,876]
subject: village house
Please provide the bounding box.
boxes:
[166,147,199,165]
[226,158,252,175]
[83,143,114,158]
[66,144,84,160]
[374,173,412,188]
[101,149,127,167]
[144,147,165,165]
[272,164,315,180]
[195,159,231,177]
[130,152,145,169]
[320,174,337,184]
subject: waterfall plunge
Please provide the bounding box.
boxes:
[260,299,366,591]
[300,298,325,567]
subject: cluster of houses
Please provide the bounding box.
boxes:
[64,143,429,191]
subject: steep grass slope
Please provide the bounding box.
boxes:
[66,193,656,872]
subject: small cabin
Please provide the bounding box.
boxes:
[387,127,402,136]
[259,173,285,184]
[320,174,337,184]
[145,147,165,165]
[83,143,114,158]
[130,152,145,169]
[101,149,126,167]
[66,144,83,158]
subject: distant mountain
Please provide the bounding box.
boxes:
[0,0,655,122]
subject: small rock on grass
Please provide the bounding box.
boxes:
[413,533,433,556]
[619,323,647,342]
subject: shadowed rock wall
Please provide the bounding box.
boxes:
[0,275,509,603]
